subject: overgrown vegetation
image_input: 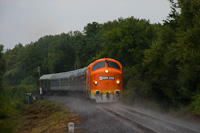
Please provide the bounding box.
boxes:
[0,85,37,132]
[16,100,82,133]
[1,2,200,131]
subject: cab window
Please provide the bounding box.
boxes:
[107,61,120,70]
[92,61,105,71]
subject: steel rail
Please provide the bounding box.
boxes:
[124,108,199,133]
[102,107,156,133]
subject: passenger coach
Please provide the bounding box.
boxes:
[40,58,123,103]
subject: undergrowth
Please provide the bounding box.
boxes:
[0,84,37,133]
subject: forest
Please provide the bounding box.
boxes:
[0,0,200,123]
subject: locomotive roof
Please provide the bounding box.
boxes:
[40,67,87,80]
[87,58,122,68]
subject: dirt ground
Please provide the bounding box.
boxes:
[16,100,83,133]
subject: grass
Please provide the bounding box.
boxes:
[15,100,82,133]
[0,84,82,133]
[0,119,18,133]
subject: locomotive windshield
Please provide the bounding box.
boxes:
[92,61,105,71]
[107,61,120,70]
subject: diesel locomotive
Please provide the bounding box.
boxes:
[40,58,123,102]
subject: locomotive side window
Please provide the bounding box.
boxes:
[107,61,120,70]
[92,61,105,71]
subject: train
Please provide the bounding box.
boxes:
[40,58,123,102]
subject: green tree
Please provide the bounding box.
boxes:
[142,0,200,110]
[0,45,5,90]
[42,33,76,73]
[175,0,200,106]
[4,44,26,86]
[76,22,103,67]
[143,25,179,106]
[98,17,157,67]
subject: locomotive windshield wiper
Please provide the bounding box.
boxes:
[105,59,108,63]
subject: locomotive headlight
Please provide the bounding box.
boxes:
[105,69,109,73]
[95,90,101,95]
[116,80,120,84]
[115,90,120,95]
[94,80,98,85]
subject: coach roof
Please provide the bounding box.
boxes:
[40,67,87,80]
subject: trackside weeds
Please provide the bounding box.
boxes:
[16,100,83,133]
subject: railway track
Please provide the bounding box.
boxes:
[45,96,200,133]
[102,106,156,133]
[100,104,200,133]
[124,107,199,133]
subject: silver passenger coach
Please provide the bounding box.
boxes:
[40,67,87,93]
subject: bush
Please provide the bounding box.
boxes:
[189,93,200,115]
[121,88,136,104]
[0,84,37,132]
[0,119,17,133]
[20,76,36,85]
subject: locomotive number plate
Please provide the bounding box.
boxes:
[99,76,115,80]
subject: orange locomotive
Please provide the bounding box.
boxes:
[86,58,123,102]
[40,58,123,103]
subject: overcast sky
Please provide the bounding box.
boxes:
[0,0,171,49]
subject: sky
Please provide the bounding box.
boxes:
[0,0,171,49]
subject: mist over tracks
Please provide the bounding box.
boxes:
[44,95,135,133]
[44,96,200,133]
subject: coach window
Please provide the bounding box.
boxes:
[107,61,120,70]
[92,61,105,71]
